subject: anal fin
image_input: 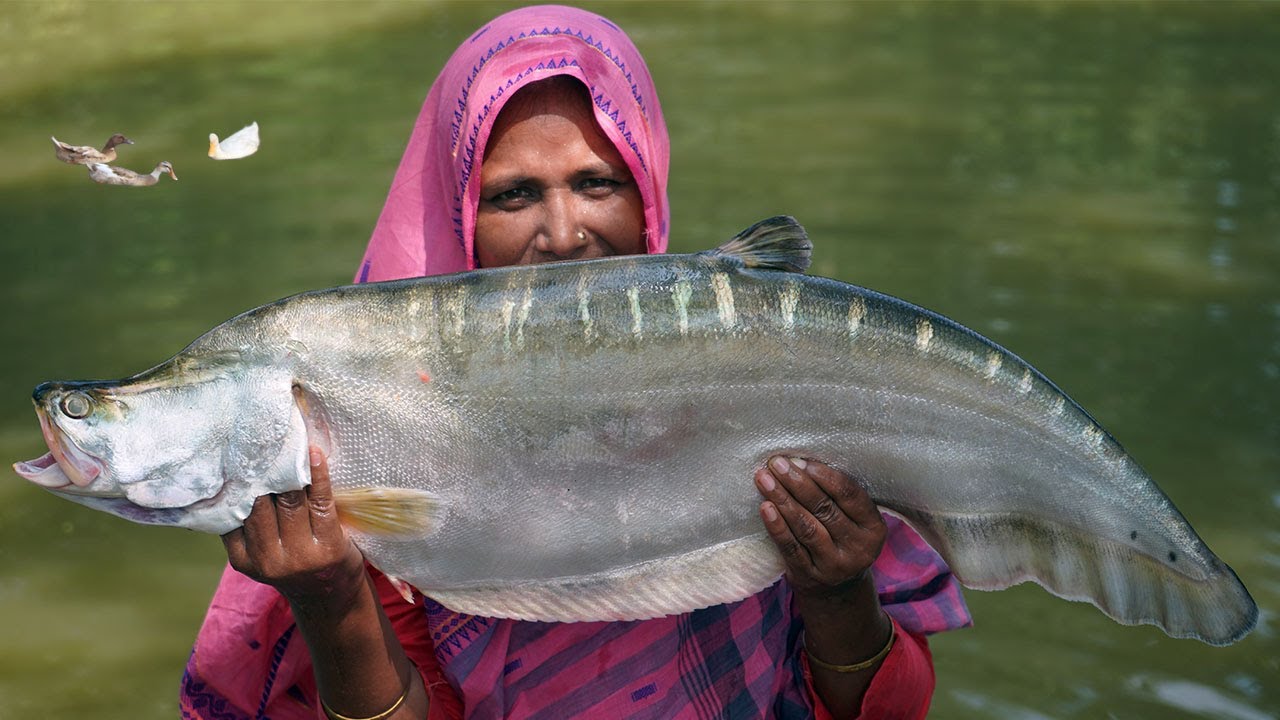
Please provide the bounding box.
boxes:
[426,534,785,623]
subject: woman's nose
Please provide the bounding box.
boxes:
[536,193,590,258]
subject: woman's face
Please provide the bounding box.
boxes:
[474,81,646,268]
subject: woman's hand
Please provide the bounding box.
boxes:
[221,447,367,609]
[224,447,428,718]
[754,456,886,598]
[755,455,893,716]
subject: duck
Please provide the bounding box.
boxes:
[87,161,178,187]
[208,121,259,160]
[52,133,134,165]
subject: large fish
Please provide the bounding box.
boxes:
[14,217,1256,645]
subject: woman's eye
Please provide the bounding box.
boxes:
[579,177,622,196]
[487,186,537,209]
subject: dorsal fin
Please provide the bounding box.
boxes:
[700,216,811,272]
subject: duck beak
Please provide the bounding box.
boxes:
[167,167,179,181]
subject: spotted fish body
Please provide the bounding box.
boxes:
[15,217,1256,645]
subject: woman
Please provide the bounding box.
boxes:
[181,6,970,720]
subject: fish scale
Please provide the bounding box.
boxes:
[14,216,1256,644]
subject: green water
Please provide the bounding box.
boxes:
[1,2,1276,718]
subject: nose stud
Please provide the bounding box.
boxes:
[576,231,587,241]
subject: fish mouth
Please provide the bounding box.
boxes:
[19,404,102,488]
[13,451,74,488]
[11,456,181,525]
[13,452,114,499]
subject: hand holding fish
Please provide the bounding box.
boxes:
[756,455,894,717]
[756,456,887,594]
[220,447,366,606]
[222,447,429,718]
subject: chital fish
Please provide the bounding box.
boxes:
[14,217,1256,645]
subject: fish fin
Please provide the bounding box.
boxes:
[888,505,1258,646]
[291,383,333,457]
[386,574,418,604]
[701,216,812,272]
[424,535,785,623]
[333,487,443,538]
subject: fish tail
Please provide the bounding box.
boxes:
[892,507,1258,646]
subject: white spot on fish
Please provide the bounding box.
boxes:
[711,273,736,329]
[515,284,533,350]
[1053,395,1066,416]
[627,286,644,337]
[780,282,800,331]
[848,298,866,341]
[446,287,467,339]
[1019,369,1033,394]
[1083,424,1105,448]
[501,299,516,352]
[985,352,1002,379]
[578,275,595,342]
[672,280,692,335]
[916,318,934,352]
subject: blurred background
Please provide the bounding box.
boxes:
[1,2,1277,718]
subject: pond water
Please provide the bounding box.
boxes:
[0,2,1276,718]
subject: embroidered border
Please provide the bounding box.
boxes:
[446,23,652,244]
[180,650,251,720]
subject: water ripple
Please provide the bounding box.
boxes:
[951,689,1058,720]
[1127,674,1277,720]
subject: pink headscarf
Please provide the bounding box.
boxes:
[356,4,670,283]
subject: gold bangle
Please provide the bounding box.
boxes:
[321,667,412,720]
[804,619,896,673]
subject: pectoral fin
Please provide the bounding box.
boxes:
[333,487,443,538]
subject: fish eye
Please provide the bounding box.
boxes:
[60,392,92,419]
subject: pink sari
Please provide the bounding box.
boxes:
[180,6,969,720]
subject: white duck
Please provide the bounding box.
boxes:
[208,121,259,160]
[52,133,134,165]
[87,161,178,187]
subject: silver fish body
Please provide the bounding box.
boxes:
[15,217,1256,645]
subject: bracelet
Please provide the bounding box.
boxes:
[321,666,413,720]
[803,619,896,673]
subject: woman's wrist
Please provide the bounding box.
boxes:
[279,552,371,615]
[794,571,891,666]
[320,659,415,720]
[804,615,895,672]
[293,566,426,719]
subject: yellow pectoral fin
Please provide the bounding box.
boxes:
[333,487,443,538]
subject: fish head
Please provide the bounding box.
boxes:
[13,355,313,534]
